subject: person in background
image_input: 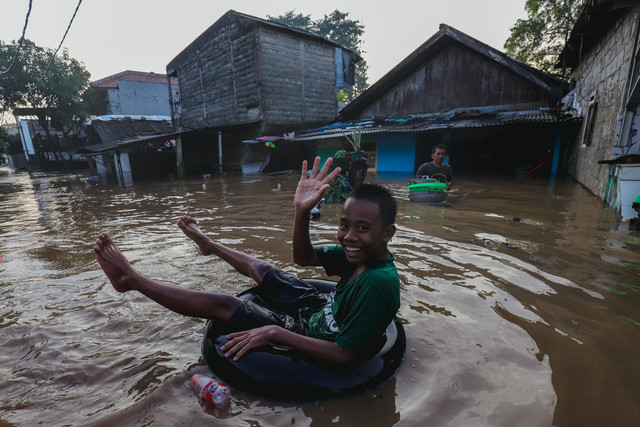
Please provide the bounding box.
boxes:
[416,144,453,190]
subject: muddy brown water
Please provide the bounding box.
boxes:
[0,168,638,426]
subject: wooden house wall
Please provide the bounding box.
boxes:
[172,20,261,131]
[169,17,338,135]
[258,28,338,134]
[359,43,552,117]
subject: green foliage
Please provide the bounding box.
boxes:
[0,39,91,132]
[268,9,369,101]
[504,0,585,78]
[268,11,314,32]
[333,149,347,159]
[343,126,362,152]
[337,90,347,103]
[324,172,350,204]
[0,126,20,155]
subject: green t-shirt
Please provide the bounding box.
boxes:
[300,245,401,351]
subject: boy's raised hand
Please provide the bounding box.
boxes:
[294,157,341,211]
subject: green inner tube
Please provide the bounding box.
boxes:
[408,182,447,192]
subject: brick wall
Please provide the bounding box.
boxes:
[570,7,640,200]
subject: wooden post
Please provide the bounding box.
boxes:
[442,131,451,165]
[551,130,562,176]
[176,135,184,178]
[218,131,223,174]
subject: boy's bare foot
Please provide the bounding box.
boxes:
[94,232,134,292]
[177,215,214,255]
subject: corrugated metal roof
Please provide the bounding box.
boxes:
[287,108,581,142]
[90,117,173,143]
[76,129,196,155]
[91,70,179,88]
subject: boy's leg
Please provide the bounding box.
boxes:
[94,232,241,321]
[178,215,272,284]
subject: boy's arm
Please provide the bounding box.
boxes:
[293,157,340,266]
[222,325,357,366]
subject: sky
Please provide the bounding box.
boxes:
[0,0,528,85]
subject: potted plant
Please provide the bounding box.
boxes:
[325,126,368,202]
[343,126,363,159]
[332,126,363,170]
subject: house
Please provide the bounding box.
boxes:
[76,115,177,185]
[11,107,88,173]
[73,71,181,183]
[165,9,359,175]
[294,24,578,177]
[558,0,640,220]
[90,70,179,117]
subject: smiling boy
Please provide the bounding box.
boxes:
[292,160,400,359]
[93,157,400,368]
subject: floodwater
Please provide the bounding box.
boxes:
[0,167,639,427]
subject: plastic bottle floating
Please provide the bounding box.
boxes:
[191,374,230,407]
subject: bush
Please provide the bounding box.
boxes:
[0,127,21,155]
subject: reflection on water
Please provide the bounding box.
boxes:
[0,167,639,426]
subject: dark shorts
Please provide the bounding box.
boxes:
[228,268,327,333]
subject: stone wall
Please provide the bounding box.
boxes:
[570,7,640,200]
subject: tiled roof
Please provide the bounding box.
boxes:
[91,70,179,88]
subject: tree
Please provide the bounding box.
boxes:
[0,125,21,156]
[0,39,91,168]
[1,39,91,129]
[504,0,585,78]
[269,10,314,32]
[268,10,369,101]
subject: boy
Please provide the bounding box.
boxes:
[93,157,400,368]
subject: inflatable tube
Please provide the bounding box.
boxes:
[201,279,406,400]
[408,179,446,203]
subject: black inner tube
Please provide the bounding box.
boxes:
[201,279,406,400]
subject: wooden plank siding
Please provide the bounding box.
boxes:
[171,21,260,131]
[167,11,341,136]
[258,28,337,134]
[359,42,551,117]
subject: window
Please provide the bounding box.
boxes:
[583,102,598,146]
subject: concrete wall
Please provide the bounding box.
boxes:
[570,7,640,200]
[106,81,177,116]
